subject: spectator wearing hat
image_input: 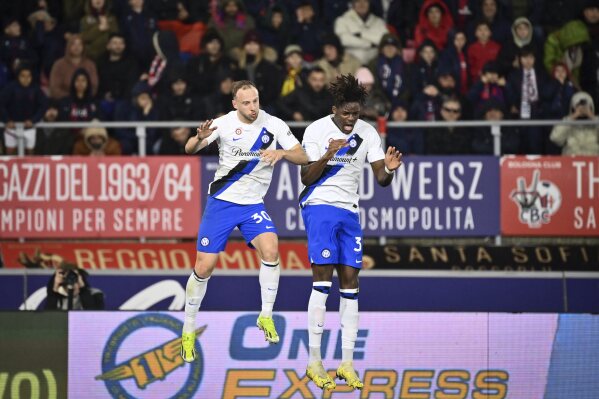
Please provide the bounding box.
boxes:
[355,66,390,120]
[315,32,361,85]
[290,1,324,62]
[120,0,158,70]
[467,61,506,116]
[97,33,140,120]
[236,30,282,111]
[281,44,308,97]
[544,20,590,89]
[142,30,185,97]
[368,33,409,105]
[550,91,599,155]
[426,97,472,154]
[276,66,333,128]
[0,17,38,78]
[28,8,65,80]
[0,64,47,155]
[497,17,543,77]
[185,29,237,97]
[208,0,255,60]
[467,20,501,83]
[414,0,455,51]
[471,99,520,154]
[73,122,121,155]
[49,34,99,100]
[439,30,469,95]
[334,0,388,65]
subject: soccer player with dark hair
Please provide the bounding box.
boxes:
[300,74,402,390]
[180,80,309,362]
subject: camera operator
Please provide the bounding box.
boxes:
[550,92,599,155]
[44,262,105,310]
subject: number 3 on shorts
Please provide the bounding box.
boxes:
[354,237,362,252]
[252,211,273,224]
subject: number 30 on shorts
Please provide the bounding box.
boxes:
[252,211,272,224]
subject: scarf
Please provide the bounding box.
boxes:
[147,56,167,87]
[281,68,300,97]
[521,68,538,118]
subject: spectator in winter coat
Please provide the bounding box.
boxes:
[28,9,64,79]
[368,33,409,105]
[97,33,140,120]
[544,20,590,88]
[0,18,38,79]
[208,0,256,60]
[548,63,578,119]
[426,97,472,154]
[120,0,158,70]
[386,100,425,154]
[411,40,439,96]
[290,1,325,61]
[315,32,361,85]
[80,0,119,63]
[414,0,454,52]
[497,17,543,76]
[276,66,333,123]
[467,0,511,43]
[334,0,388,65]
[72,123,121,155]
[550,91,599,155]
[467,61,506,116]
[439,30,469,95]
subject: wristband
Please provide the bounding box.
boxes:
[385,166,394,175]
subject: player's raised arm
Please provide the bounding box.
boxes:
[185,119,218,154]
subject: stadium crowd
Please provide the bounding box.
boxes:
[0,0,598,156]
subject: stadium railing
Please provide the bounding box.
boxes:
[3,118,598,157]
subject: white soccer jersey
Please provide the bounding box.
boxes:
[204,110,299,204]
[301,115,385,212]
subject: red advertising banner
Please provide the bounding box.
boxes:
[501,156,599,236]
[0,157,200,238]
[0,242,310,270]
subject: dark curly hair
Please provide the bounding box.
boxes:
[329,74,367,107]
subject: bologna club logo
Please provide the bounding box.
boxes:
[510,170,562,228]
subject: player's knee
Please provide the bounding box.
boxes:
[194,256,216,278]
[260,248,279,263]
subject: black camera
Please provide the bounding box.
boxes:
[63,270,79,287]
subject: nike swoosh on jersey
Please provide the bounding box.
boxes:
[232,137,242,141]
[265,226,275,229]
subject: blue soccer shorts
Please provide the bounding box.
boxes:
[196,196,278,253]
[301,204,363,269]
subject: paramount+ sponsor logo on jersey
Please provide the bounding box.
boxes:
[231,147,261,157]
[96,314,205,399]
[223,314,509,398]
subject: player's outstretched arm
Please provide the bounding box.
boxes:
[185,119,217,154]
[300,139,348,186]
[371,146,402,187]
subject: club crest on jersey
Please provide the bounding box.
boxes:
[235,128,242,135]
[200,237,210,246]
[349,139,357,148]
[261,135,271,144]
[321,249,331,258]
